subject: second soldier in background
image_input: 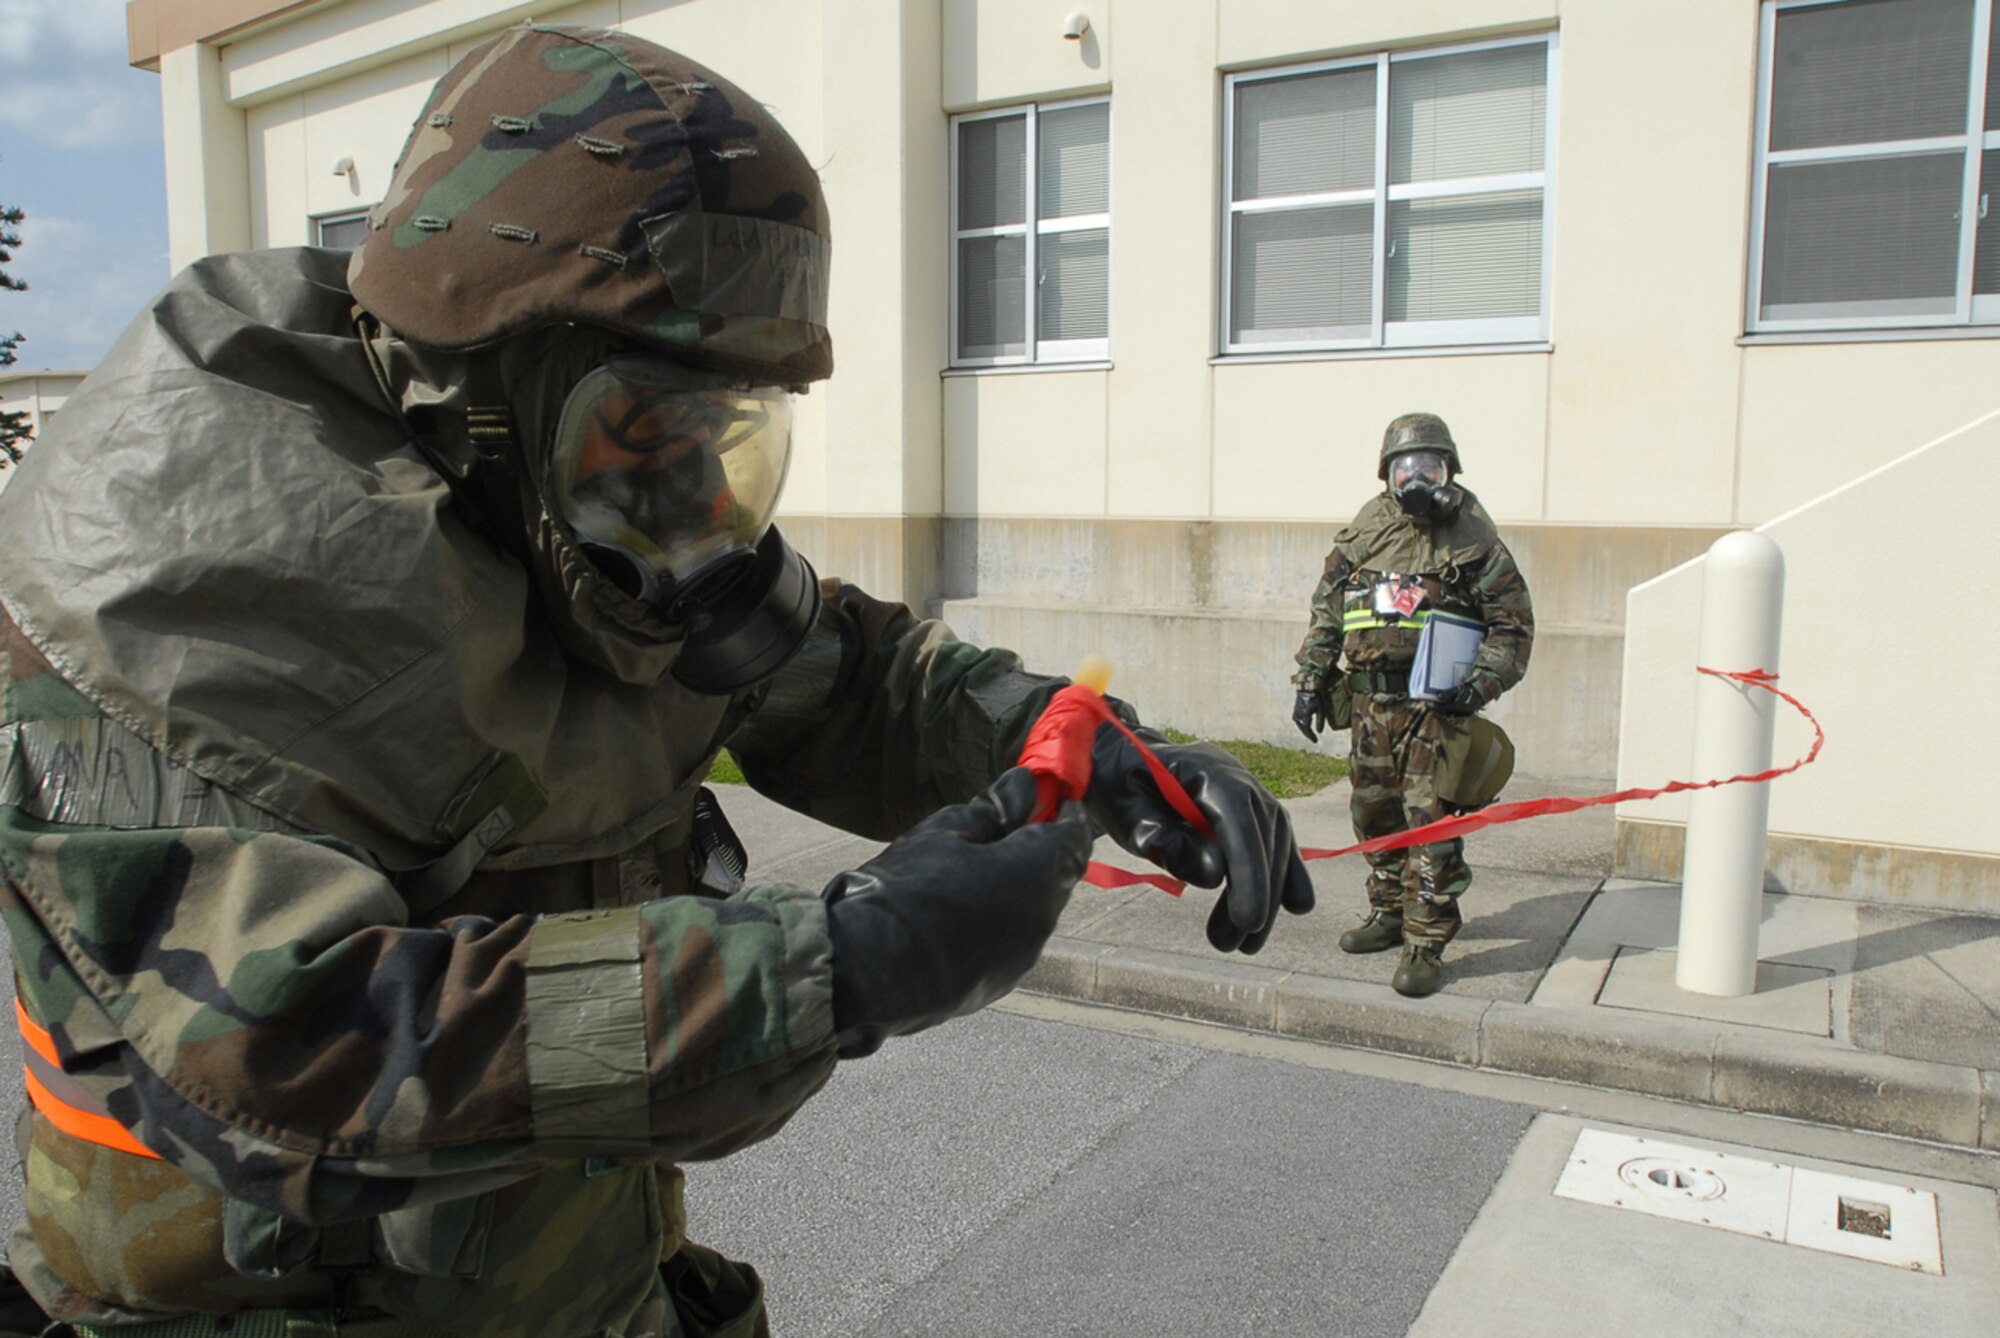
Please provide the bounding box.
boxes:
[1292,414,1534,997]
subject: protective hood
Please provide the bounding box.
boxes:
[0,248,742,871]
[1340,487,1503,584]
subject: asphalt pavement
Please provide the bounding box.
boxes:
[683,1007,1533,1337]
[683,999,2000,1337]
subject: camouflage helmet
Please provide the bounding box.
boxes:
[349,23,830,384]
[1378,412,1462,478]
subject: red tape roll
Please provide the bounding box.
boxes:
[1018,685,1218,841]
[1017,685,1111,822]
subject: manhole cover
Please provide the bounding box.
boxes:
[1619,1156,1725,1202]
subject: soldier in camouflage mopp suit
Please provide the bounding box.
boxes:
[1291,414,1534,1000]
[0,25,1313,1338]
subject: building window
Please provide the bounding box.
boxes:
[951,98,1110,366]
[1222,35,1557,354]
[316,211,372,250]
[1750,0,1999,331]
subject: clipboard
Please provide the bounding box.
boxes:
[1409,611,1486,701]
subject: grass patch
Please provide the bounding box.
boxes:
[708,734,1346,800]
[1158,728,1347,799]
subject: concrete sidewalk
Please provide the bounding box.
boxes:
[717,776,2000,1152]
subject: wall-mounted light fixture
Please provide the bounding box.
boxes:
[1062,12,1090,41]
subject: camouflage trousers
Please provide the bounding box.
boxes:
[0,1246,766,1338]
[1,1147,766,1338]
[1348,691,1472,947]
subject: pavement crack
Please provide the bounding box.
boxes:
[1926,954,2000,1025]
[1545,877,1606,972]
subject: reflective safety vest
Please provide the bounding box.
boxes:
[1340,606,1435,634]
[14,996,159,1160]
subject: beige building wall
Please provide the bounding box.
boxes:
[1617,408,2000,911]
[134,0,2000,893]
[0,371,86,494]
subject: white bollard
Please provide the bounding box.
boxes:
[1675,531,1785,998]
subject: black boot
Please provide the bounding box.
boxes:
[1338,911,1404,955]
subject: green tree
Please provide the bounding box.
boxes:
[1,203,31,466]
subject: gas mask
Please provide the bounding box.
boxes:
[546,357,818,694]
[1387,449,1464,522]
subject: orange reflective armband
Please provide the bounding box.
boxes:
[15,997,160,1160]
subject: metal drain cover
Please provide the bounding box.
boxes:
[1553,1129,1942,1274]
[1619,1156,1726,1202]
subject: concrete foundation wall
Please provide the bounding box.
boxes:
[779,515,945,619]
[777,512,1722,779]
[1616,819,2000,915]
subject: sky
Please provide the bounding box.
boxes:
[0,0,172,371]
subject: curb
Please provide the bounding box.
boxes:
[1022,936,1995,1150]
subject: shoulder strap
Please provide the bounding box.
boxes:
[397,754,549,919]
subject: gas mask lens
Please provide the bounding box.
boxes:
[548,362,793,610]
[1388,449,1458,520]
[1389,450,1450,495]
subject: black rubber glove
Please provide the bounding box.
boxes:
[1292,688,1330,742]
[1430,679,1486,716]
[823,767,1091,1059]
[1085,725,1315,955]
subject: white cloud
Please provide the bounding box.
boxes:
[2,213,169,370]
[0,0,130,61]
[0,0,160,151]
[3,73,159,151]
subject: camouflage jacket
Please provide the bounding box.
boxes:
[1292,491,1534,702]
[0,250,1061,1336]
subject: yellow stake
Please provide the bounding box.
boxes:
[1074,654,1113,697]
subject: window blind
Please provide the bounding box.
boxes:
[1221,35,1553,350]
[317,215,369,249]
[1039,228,1109,340]
[1975,150,2000,295]
[1769,0,1973,150]
[1390,45,1547,184]
[1234,66,1376,200]
[959,115,1027,229]
[1040,104,1110,218]
[1231,205,1373,341]
[1761,153,1962,316]
[1987,12,2000,128]
[1386,191,1543,321]
[959,234,1027,355]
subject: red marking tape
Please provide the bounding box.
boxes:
[1079,666,1823,895]
[1018,683,1215,895]
[1017,684,1110,822]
